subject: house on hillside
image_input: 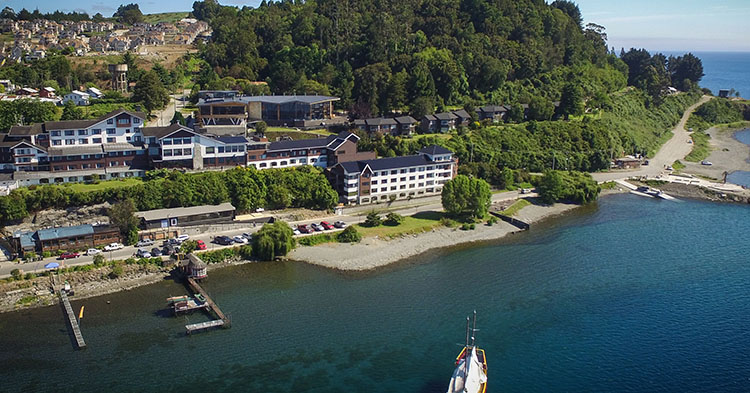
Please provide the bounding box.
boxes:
[62,90,90,106]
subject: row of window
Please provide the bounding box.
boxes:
[253,157,317,168]
[372,174,433,185]
[51,135,143,146]
[51,160,132,171]
[371,166,440,177]
[162,137,193,145]
[205,145,245,154]
[162,148,192,157]
[359,189,437,203]
[51,127,141,137]
[370,181,435,193]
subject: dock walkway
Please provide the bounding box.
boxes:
[185,276,230,334]
[186,319,225,333]
[59,289,86,349]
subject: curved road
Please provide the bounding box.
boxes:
[592,95,712,183]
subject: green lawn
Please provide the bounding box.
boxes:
[356,211,444,239]
[66,178,142,192]
[684,131,711,162]
[500,199,530,217]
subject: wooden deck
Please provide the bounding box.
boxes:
[185,319,225,334]
[59,289,86,349]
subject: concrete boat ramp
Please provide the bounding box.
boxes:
[614,179,678,201]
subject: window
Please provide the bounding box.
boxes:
[93,138,102,143]
[400,169,406,174]
[106,128,116,134]
[182,138,191,144]
[260,163,267,168]
[400,177,406,182]
[218,147,225,153]
[96,163,103,168]
[133,118,140,124]
[390,186,397,191]
[92,129,101,134]
[51,131,61,136]
[78,130,87,135]
[117,118,129,125]
[183,149,192,156]
[53,166,62,171]
[109,161,117,167]
[53,140,61,146]
[125,129,131,134]
[400,185,406,190]
[419,175,425,179]
[281,161,287,166]
[79,139,88,144]
[382,179,387,183]
[65,140,75,145]
[163,139,172,145]
[290,159,296,164]
[136,150,145,156]
[372,180,378,185]
[107,137,116,143]
[409,176,415,180]
[205,147,215,154]
[64,130,75,136]
[409,168,416,173]
[390,170,397,175]
[107,119,113,124]
[163,149,172,156]
[126,137,131,142]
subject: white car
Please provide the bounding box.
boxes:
[135,239,154,247]
[233,235,248,244]
[136,249,152,258]
[104,242,124,251]
[701,160,712,166]
[292,228,301,235]
[86,248,101,256]
[176,234,190,243]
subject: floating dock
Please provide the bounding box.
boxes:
[59,289,86,349]
[184,276,230,334]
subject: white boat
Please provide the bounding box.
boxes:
[447,311,488,393]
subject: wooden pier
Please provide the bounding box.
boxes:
[59,289,86,349]
[184,276,230,334]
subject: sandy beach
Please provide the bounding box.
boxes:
[289,202,582,271]
[682,124,750,179]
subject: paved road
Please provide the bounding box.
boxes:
[146,90,188,127]
[0,190,530,278]
[591,95,712,183]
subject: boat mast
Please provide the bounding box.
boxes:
[465,316,470,349]
[471,310,477,347]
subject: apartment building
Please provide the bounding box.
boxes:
[328,145,458,204]
[247,131,375,170]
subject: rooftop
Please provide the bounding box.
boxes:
[135,202,236,222]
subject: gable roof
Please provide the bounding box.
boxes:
[43,108,146,131]
[8,123,43,136]
[135,202,235,222]
[11,140,46,152]
[478,105,507,113]
[141,123,184,139]
[267,135,335,152]
[394,116,417,124]
[434,112,458,120]
[452,109,471,119]
[212,135,249,144]
[37,224,94,241]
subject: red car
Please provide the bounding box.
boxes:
[59,252,80,260]
[320,221,333,230]
[298,224,312,234]
[196,240,207,250]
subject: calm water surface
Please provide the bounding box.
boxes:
[2,194,750,392]
[726,128,750,187]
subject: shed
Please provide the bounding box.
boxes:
[135,202,236,229]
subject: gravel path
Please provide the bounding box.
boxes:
[681,125,750,180]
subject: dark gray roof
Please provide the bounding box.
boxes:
[423,115,437,121]
[48,145,103,156]
[44,109,146,131]
[361,118,397,126]
[103,143,144,153]
[135,202,235,222]
[8,123,43,136]
[394,116,417,124]
[199,95,339,106]
[213,135,248,144]
[452,109,471,119]
[267,135,335,152]
[479,105,507,113]
[141,123,183,139]
[418,145,453,155]
[434,112,458,120]
[359,155,433,171]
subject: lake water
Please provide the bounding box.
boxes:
[2,194,750,392]
[726,128,750,187]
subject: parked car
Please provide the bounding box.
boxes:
[292,227,301,236]
[310,223,323,232]
[320,221,334,230]
[334,221,347,229]
[150,247,163,257]
[666,165,674,171]
[135,239,154,248]
[701,160,713,166]
[214,235,234,245]
[136,249,152,258]
[86,248,101,256]
[520,188,531,194]
[233,235,248,244]
[242,233,253,240]
[643,160,649,166]
[59,252,80,260]
[196,240,207,250]
[176,234,190,243]
[162,245,177,256]
[104,242,124,251]
[298,224,312,234]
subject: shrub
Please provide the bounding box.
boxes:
[109,265,123,279]
[93,254,106,267]
[384,212,404,226]
[180,240,197,254]
[10,269,21,280]
[298,233,334,246]
[251,221,296,261]
[364,211,382,227]
[337,226,362,243]
[440,217,458,228]
[487,216,499,226]
[24,272,35,280]
[42,251,52,258]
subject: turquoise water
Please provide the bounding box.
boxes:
[2,194,750,392]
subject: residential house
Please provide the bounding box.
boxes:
[247,131,373,170]
[452,109,472,127]
[421,112,458,133]
[39,87,56,98]
[394,116,418,136]
[476,105,508,122]
[354,118,398,136]
[16,87,38,96]
[62,90,90,106]
[86,87,105,99]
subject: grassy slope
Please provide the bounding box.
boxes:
[65,178,142,192]
[356,211,444,239]
[142,12,191,24]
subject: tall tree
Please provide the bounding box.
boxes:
[108,199,139,245]
[113,3,143,24]
[61,101,83,121]
[441,175,491,219]
[559,83,584,119]
[132,71,169,113]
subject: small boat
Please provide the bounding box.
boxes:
[195,294,206,303]
[447,311,488,393]
[166,295,189,304]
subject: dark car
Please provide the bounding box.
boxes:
[214,235,234,245]
[59,252,80,260]
[150,247,163,257]
[298,224,312,234]
[162,245,177,256]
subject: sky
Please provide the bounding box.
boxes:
[4,0,750,52]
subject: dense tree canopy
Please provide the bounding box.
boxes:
[441,175,492,219]
[113,3,144,25]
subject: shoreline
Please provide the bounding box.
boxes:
[288,201,584,272]
[682,124,750,179]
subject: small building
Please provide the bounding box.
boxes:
[86,87,105,99]
[718,89,730,98]
[39,87,56,98]
[62,90,90,106]
[135,202,236,229]
[16,87,38,96]
[13,224,121,255]
[186,254,207,279]
[394,116,418,136]
[615,157,641,169]
[476,105,507,122]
